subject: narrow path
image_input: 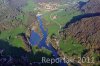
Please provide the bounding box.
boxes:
[50,13,62,28]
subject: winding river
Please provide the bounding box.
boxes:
[30,15,67,66]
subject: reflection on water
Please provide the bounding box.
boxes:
[30,15,67,66]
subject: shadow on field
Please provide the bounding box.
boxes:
[0,39,58,66]
[64,13,100,28]
[0,39,27,57]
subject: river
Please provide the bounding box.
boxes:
[30,15,67,66]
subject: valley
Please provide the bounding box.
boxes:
[0,0,100,66]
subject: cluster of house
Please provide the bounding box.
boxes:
[38,3,59,11]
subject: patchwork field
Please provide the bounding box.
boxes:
[43,7,81,36]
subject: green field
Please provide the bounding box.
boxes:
[60,36,85,56]
[43,8,81,36]
[0,25,26,49]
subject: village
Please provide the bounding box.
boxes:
[38,2,59,11]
